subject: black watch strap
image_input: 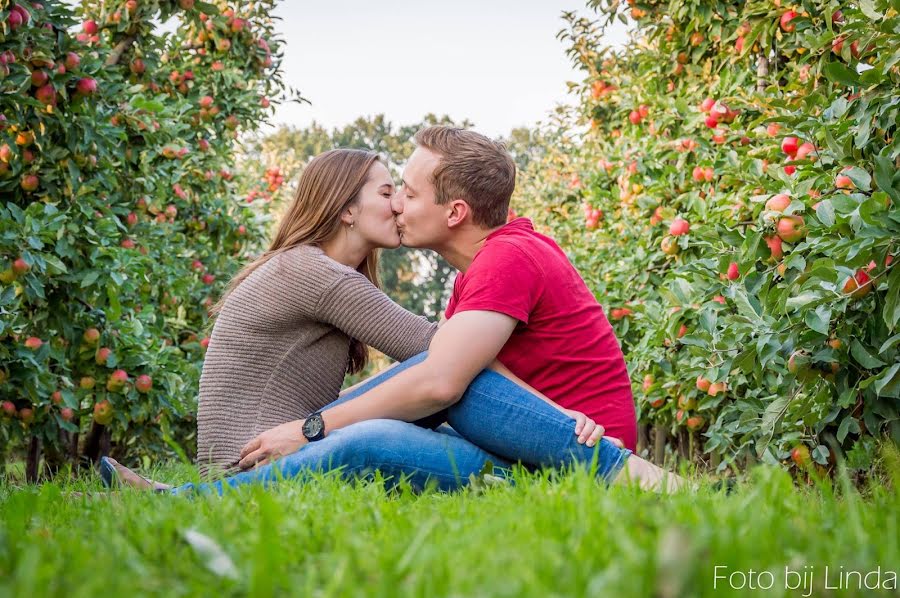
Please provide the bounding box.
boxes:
[302,412,326,442]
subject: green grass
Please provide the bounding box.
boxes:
[1,449,898,598]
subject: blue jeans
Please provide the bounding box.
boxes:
[172,352,632,495]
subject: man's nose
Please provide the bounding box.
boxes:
[390,191,403,215]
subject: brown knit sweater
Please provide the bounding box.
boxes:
[195,244,438,475]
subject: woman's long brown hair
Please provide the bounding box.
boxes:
[209,149,383,374]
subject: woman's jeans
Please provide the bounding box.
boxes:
[171,352,633,495]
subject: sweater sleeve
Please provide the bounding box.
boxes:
[316,271,438,362]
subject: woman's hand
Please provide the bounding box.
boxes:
[561,408,624,449]
[238,419,307,470]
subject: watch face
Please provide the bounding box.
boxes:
[303,415,324,438]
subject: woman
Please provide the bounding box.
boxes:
[103,149,686,494]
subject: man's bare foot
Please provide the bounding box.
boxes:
[103,457,173,491]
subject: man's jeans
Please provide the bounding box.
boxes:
[172,352,633,495]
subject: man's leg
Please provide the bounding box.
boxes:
[171,419,511,496]
[445,369,631,484]
[325,351,633,485]
[328,352,446,429]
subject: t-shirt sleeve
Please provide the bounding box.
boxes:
[451,241,544,324]
[316,271,438,361]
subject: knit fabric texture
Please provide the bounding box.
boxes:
[195,244,438,475]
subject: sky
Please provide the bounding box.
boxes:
[266,1,628,138]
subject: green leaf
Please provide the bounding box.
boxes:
[804,305,831,335]
[884,266,900,331]
[823,62,860,87]
[873,364,900,398]
[850,339,886,369]
[43,255,68,275]
[843,166,872,192]
[80,270,101,288]
[812,445,829,465]
[879,332,900,354]
[874,154,900,204]
[858,0,882,20]
[786,292,821,311]
[815,200,835,227]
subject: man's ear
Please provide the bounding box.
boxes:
[447,199,470,228]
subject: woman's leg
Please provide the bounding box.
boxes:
[170,419,511,496]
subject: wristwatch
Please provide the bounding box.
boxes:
[302,412,326,442]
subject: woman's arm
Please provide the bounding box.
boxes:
[318,273,438,362]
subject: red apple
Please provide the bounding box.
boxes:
[707,382,726,396]
[661,236,680,255]
[74,77,98,97]
[781,136,799,157]
[795,142,816,160]
[30,69,49,87]
[93,400,113,425]
[776,215,805,243]
[106,369,128,392]
[135,374,153,393]
[83,19,98,34]
[24,336,42,350]
[669,218,690,236]
[790,445,811,467]
[83,327,100,345]
[765,235,784,260]
[20,174,39,192]
[60,407,75,421]
[765,194,791,212]
[835,173,854,189]
[35,83,56,105]
[2,401,16,416]
[95,346,112,365]
[628,110,642,125]
[65,52,80,70]
[12,258,30,276]
[780,10,797,33]
[700,97,715,113]
[726,262,740,280]
[842,269,872,298]
[686,415,705,431]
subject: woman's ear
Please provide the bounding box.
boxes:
[340,206,355,228]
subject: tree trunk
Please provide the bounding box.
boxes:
[25,435,41,483]
[82,421,110,463]
[653,425,668,465]
[637,423,649,456]
[756,55,769,93]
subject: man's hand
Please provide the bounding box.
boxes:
[238,419,306,470]
[561,408,624,449]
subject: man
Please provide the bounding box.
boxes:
[234,126,684,492]
[104,127,686,494]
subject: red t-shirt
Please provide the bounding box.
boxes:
[445,218,637,451]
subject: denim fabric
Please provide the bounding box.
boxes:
[172,351,632,495]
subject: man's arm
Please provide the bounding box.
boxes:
[321,310,515,431]
[238,310,516,468]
